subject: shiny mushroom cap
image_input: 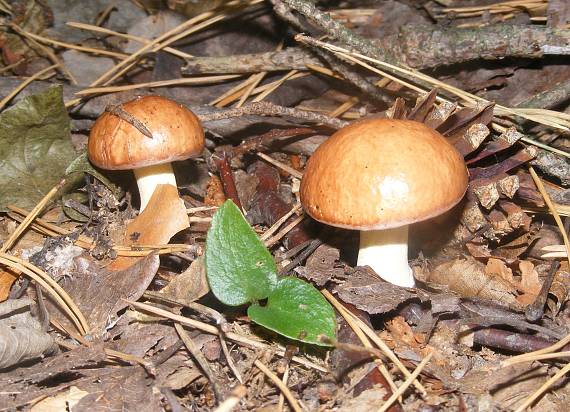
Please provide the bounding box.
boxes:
[300,118,468,230]
[88,95,204,170]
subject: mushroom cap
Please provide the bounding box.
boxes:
[300,118,468,230]
[88,95,205,170]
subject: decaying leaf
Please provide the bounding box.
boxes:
[0,86,77,211]
[335,267,430,314]
[428,257,521,309]
[516,260,542,305]
[159,256,210,304]
[47,253,159,334]
[30,386,88,412]
[295,243,344,287]
[0,298,58,369]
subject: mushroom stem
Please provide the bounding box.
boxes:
[357,226,415,288]
[133,163,178,211]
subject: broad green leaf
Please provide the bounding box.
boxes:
[0,86,77,211]
[206,200,278,306]
[248,277,337,346]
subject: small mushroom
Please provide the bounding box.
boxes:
[300,119,468,287]
[88,95,205,211]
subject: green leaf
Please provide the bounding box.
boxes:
[0,86,77,211]
[206,200,278,306]
[248,277,337,346]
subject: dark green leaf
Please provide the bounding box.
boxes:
[206,200,278,306]
[248,277,336,346]
[0,86,77,211]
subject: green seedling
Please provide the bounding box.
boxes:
[205,200,336,345]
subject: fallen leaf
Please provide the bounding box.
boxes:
[47,253,159,334]
[30,386,88,412]
[159,256,210,304]
[335,267,430,314]
[0,86,77,211]
[0,298,58,369]
[516,260,541,305]
[429,257,521,309]
[485,258,514,284]
[110,184,189,271]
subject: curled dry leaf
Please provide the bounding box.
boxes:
[0,298,58,369]
[548,268,570,317]
[30,386,88,412]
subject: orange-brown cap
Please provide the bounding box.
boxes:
[300,119,468,230]
[88,95,204,170]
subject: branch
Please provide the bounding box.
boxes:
[276,0,570,68]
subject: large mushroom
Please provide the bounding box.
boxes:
[88,95,205,211]
[300,118,468,287]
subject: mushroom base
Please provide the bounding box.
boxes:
[134,163,178,212]
[357,226,415,288]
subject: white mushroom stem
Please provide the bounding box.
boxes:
[133,163,178,212]
[357,226,415,288]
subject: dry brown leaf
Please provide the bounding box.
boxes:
[30,386,88,412]
[0,269,18,302]
[159,256,209,304]
[485,258,514,284]
[516,260,542,305]
[110,184,189,271]
[385,315,423,348]
[428,257,521,309]
[204,175,226,206]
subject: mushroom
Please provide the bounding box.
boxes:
[88,95,205,211]
[300,119,468,287]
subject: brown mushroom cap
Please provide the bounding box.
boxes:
[88,95,204,170]
[300,118,468,230]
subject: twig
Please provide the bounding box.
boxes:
[296,35,570,155]
[322,290,427,396]
[105,104,153,138]
[213,385,247,412]
[260,203,302,241]
[378,352,433,412]
[503,332,570,366]
[67,21,192,59]
[198,101,348,129]
[514,360,570,412]
[0,64,58,111]
[516,77,570,110]
[182,48,318,74]
[126,300,328,372]
[213,153,243,211]
[253,359,304,412]
[1,180,65,253]
[276,0,570,67]
[264,214,305,248]
[529,166,570,266]
[0,253,89,335]
[175,323,223,403]
[525,261,561,322]
[257,152,303,180]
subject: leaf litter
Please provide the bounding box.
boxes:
[0,0,569,411]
